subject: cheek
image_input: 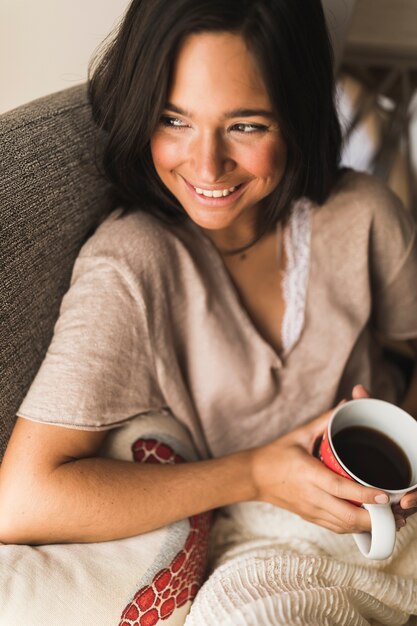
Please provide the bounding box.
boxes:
[150,135,182,173]
[239,140,287,181]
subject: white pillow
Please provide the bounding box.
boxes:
[0,412,212,626]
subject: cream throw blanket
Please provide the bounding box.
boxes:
[185,502,417,625]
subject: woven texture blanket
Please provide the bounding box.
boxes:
[185,502,417,626]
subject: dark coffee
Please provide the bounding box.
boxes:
[332,426,411,490]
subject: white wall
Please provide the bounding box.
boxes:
[1,0,415,204]
[1,0,355,114]
[0,0,130,113]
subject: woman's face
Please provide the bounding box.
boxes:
[150,32,287,244]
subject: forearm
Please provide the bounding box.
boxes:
[0,399,386,546]
[0,452,255,545]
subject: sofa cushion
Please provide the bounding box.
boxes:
[0,84,115,460]
[0,412,212,626]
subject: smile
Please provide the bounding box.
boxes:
[193,185,238,198]
[180,176,249,207]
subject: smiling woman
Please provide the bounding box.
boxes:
[150,32,286,246]
[89,0,341,241]
[2,0,417,625]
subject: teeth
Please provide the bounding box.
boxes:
[194,185,237,198]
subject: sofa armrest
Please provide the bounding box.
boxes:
[0,84,115,460]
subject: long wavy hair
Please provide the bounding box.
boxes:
[88,0,342,237]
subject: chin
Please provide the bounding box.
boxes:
[184,205,238,231]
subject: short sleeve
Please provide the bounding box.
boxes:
[17,256,163,430]
[371,191,417,339]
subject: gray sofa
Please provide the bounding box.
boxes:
[0,84,115,460]
[0,96,212,624]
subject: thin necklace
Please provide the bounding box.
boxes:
[238,222,283,265]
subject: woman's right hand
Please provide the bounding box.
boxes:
[249,408,390,534]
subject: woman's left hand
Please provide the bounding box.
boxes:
[394,495,417,529]
[351,383,417,530]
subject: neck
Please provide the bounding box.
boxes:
[200,212,258,255]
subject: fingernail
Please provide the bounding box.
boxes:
[375,494,389,504]
[404,499,417,509]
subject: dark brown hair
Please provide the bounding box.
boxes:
[88,0,342,234]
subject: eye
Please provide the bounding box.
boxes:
[230,123,269,134]
[159,115,189,129]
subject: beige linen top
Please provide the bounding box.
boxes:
[17,171,417,458]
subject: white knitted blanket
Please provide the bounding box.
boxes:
[185,503,417,626]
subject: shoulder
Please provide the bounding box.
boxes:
[73,207,199,301]
[324,169,409,222]
[79,208,188,275]
[80,207,177,261]
[315,169,414,242]
[312,170,416,298]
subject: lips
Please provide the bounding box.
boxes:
[193,184,240,198]
[181,176,247,204]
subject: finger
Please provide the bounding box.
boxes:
[400,490,417,510]
[313,491,372,532]
[308,515,348,534]
[313,461,389,507]
[287,505,343,534]
[294,411,334,450]
[391,502,416,529]
[293,497,363,534]
[401,506,417,521]
[392,504,406,527]
[301,482,372,533]
[392,502,404,517]
[317,505,371,533]
[351,384,370,399]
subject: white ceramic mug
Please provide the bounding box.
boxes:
[318,398,417,560]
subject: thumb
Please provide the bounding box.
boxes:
[352,384,371,399]
[297,408,334,450]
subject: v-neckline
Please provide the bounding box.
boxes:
[185,199,313,365]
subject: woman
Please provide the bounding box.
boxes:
[1,0,417,623]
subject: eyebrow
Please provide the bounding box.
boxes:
[165,102,275,120]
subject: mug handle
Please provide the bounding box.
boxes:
[353,503,396,560]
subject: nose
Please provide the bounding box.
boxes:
[189,131,235,182]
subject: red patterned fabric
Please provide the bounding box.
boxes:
[119,438,212,626]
